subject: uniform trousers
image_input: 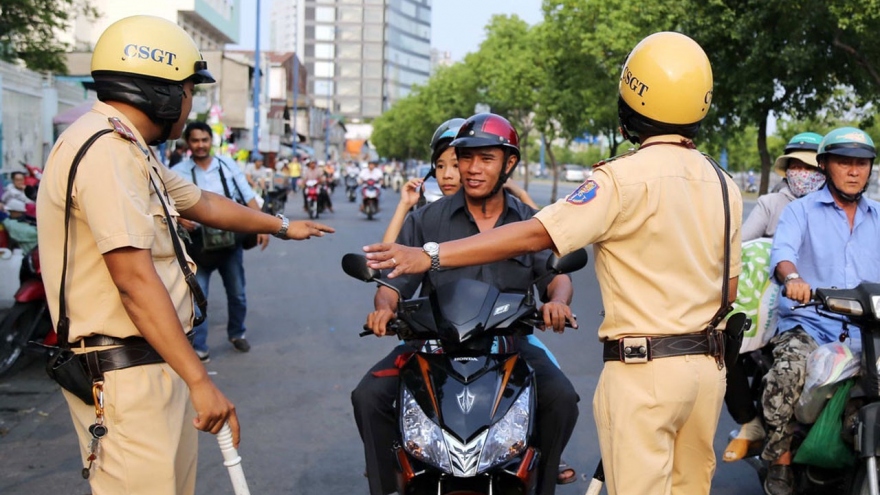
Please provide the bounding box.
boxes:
[351,339,579,495]
[63,361,197,495]
[594,354,725,495]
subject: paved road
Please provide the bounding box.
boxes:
[0,184,761,495]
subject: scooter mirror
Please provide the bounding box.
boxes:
[547,248,589,274]
[342,253,381,282]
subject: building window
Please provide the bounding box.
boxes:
[315,43,335,59]
[314,80,334,96]
[339,6,362,22]
[362,99,382,116]
[339,99,361,114]
[314,61,335,78]
[339,25,362,41]
[364,7,383,23]
[363,43,382,60]
[337,42,361,59]
[364,24,383,42]
[363,80,381,98]
[315,25,336,41]
[338,80,360,97]
[339,61,362,77]
[364,62,382,77]
[315,7,335,22]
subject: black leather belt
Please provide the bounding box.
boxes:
[603,331,712,363]
[75,332,194,375]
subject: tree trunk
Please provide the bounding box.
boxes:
[547,140,560,202]
[607,125,620,157]
[522,132,530,191]
[756,110,771,195]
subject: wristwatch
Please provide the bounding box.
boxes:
[273,214,289,239]
[783,272,801,284]
[423,242,440,271]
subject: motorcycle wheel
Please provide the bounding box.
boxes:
[0,301,47,377]
[309,201,319,220]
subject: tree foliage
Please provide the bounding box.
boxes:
[373,0,880,191]
[0,0,97,73]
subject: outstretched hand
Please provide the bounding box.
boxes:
[363,242,431,278]
[400,178,424,209]
[287,220,335,240]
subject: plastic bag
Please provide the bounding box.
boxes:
[796,342,860,424]
[793,379,856,469]
[729,238,779,353]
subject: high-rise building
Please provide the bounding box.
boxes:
[271,0,432,120]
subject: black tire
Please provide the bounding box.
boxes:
[309,200,319,220]
[0,301,44,377]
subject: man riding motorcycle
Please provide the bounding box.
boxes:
[351,113,579,495]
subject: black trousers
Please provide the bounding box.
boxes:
[351,340,579,495]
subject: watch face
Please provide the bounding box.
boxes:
[424,242,439,254]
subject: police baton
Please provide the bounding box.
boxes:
[585,460,604,495]
[216,423,251,495]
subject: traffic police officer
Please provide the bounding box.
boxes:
[37,15,332,494]
[361,32,742,495]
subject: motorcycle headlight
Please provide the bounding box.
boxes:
[401,387,451,472]
[477,386,530,472]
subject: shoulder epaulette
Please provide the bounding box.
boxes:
[108,117,151,158]
[593,147,637,168]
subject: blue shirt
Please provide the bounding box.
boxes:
[173,156,255,204]
[770,186,880,345]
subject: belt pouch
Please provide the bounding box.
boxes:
[46,348,95,406]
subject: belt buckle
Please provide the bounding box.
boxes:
[619,337,650,364]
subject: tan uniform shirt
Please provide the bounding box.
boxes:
[535,134,742,341]
[37,101,201,342]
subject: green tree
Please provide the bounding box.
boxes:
[0,0,97,73]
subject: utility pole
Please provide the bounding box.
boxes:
[252,0,261,154]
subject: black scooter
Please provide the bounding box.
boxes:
[342,250,587,494]
[735,283,880,495]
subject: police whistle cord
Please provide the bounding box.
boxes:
[216,423,251,495]
[584,460,604,495]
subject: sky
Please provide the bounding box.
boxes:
[229,0,544,61]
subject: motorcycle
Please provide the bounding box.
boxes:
[304,179,323,220]
[262,186,289,216]
[0,246,55,377]
[735,282,880,495]
[362,179,381,220]
[345,173,359,203]
[341,249,588,495]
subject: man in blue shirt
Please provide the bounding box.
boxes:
[762,127,880,495]
[174,122,269,362]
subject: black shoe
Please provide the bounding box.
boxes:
[230,338,251,353]
[764,464,793,495]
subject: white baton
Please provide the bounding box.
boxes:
[216,423,251,495]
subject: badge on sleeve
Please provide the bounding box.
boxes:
[566,179,599,205]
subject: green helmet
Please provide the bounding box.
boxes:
[817,127,876,161]
[784,132,823,154]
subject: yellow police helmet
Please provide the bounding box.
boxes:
[91,15,214,84]
[619,32,712,125]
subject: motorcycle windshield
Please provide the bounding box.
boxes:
[432,279,528,344]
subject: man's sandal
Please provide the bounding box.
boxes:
[557,460,576,485]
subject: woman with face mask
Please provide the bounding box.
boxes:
[740,132,825,241]
[722,132,825,463]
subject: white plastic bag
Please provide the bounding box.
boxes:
[729,238,779,353]
[795,342,860,424]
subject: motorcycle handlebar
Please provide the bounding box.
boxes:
[360,320,401,338]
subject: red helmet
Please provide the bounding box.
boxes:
[450,113,520,158]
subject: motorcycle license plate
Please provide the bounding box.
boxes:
[365,190,378,198]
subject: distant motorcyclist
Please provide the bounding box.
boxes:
[301,159,333,213]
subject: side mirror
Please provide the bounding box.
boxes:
[547,248,588,274]
[342,253,380,282]
[341,253,403,299]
